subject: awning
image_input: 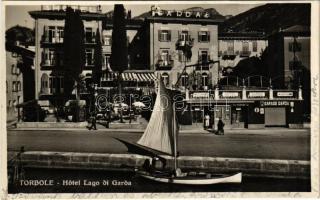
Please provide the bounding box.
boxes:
[121,72,157,82]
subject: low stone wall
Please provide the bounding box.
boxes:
[8,151,310,179]
[16,122,88,128]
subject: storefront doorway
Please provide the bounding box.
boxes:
[213,105,231,129]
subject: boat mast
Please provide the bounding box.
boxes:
[173,102,178,171]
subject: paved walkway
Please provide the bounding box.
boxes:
[10,126,310,135]
[8,129,310,160]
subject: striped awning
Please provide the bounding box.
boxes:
[121,72,157,82]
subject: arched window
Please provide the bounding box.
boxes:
[41,74,49,94]
[181,73,189,87]
[161,73,169,87]
[202,73,208,87]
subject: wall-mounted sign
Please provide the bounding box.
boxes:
[151,6,210,19]
[248,92,266,98]
[261,101,290,107]
[276,92,293,97]
[254,107,260,113]
[192,92,210,98]
[222,92,239,98]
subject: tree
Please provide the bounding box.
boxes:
[110,4,128,122]
[93,28,103,86]
[110,4,128,72]
[63,7,85,122]
[63,7,85,101]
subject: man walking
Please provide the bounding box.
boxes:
[88,111,97,130]
[217,118,225,135]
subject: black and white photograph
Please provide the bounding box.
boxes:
[2,0,319,198]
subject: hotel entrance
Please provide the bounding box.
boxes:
[231,106,248,128]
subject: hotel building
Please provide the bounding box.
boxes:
[29,5,105,105]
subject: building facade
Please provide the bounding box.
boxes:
[267,25,310,88]
[29,5,105,105]
[6,43,35,122]
[130,7,223,91]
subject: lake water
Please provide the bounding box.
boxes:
[8,168,310,193]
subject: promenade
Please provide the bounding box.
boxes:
[7,128,310,178]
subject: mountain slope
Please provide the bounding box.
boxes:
[220,3,310,34]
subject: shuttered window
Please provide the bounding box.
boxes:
[198,31,210,42]
[158,30,171,42]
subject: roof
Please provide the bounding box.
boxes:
[218,31,266,40]
[6,42,35,59]
[146,16,224,25]
[29,10,105,20]
[273,25,311,37]
[281,25,310,33]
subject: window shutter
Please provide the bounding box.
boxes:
[197,73,202,90]
[198,32,201,42]
[208,72,212,87]
[208,32,210,42]
[177,72,181,86]
[158,30,161,41]
[44,26,48,38]
[168,30,171,41]
[188,73,193,87]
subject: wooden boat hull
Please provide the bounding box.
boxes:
[137,171,242,185]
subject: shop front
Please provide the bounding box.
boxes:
[185,88,304,129]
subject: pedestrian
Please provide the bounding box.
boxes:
[88,111,97,130]
[204,114,210,130]
[217,118,225,135]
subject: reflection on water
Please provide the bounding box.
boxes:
[8,168,310,193]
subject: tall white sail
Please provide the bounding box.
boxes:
[137,78,179,155]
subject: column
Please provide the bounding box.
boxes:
[298,86,303,100]
[269,87,273,99]
[242,86,247,100]
[185,88,189,100]
[214,87,219,100]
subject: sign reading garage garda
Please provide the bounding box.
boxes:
[151,6,210,19]
[260,101,291,107]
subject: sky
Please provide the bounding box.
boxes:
[5,3,263,30]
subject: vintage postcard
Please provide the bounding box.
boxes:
[1,0,319,199]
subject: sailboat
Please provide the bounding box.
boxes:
[116,78,241,185]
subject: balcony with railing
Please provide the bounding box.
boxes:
[41,35,64,45]
[175,37,194,50]
[40,59,64,68]
[84,35,96,44]
[155,59,174,70]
